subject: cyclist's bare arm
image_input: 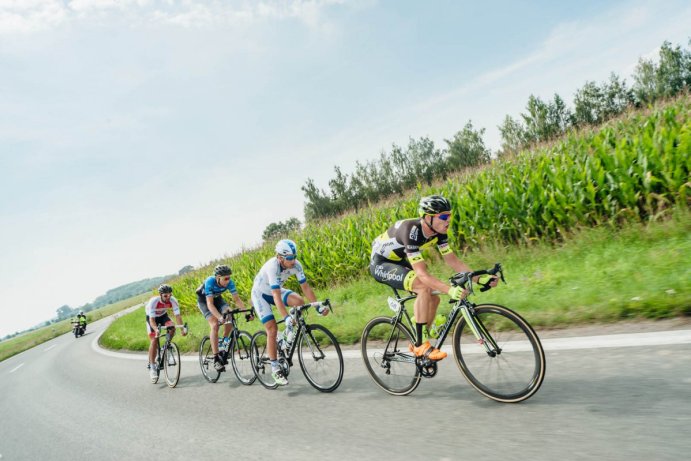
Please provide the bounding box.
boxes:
[206,295,223,321]
[174,314,187,335]
[411,260,452,294]
[231,292,246,310]
[444,253,498,286]
[300,281,318,304]
[442,252,472,275]
[300,282,325,315]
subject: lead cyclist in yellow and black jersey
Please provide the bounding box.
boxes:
[369,195,497,361]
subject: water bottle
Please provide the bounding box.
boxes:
[277,337,287,352]
[222,336,230,351]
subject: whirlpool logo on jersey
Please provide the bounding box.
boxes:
[374,265,403,281]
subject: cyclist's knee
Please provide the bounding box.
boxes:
[286,293,304,306]
[414,285,435,298]
[265,321,277,336]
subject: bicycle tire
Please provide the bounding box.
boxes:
[163,342,181,388]
[199,336,220,383]
[452,303,546,403]
[297,324,344,393]
[361,316,421,396]
[250,331,278,390]
[231,330,257,385]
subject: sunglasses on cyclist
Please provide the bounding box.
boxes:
[282,254,296,261]
[436,213,451,221]
[221,276,231,282]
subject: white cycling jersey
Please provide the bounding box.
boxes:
[252,257,307,295]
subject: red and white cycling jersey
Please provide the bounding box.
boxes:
[145,295,180,318]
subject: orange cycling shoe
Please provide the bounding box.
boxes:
[409,340,447,361]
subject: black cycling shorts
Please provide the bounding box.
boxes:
[369,254,417,291]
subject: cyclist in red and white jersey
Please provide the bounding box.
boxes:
[146,284,186,380]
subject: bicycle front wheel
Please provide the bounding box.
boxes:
[250,331,278,390]
[361,316,420,396]
[297,324,344,393]
[163,342,181,388]
[231,330,257,385]
[453,303,546,403]
[199,336,220,383]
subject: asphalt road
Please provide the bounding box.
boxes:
[1,316,690,461]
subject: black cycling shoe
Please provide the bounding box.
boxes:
[213,356,226,372]
[220,350,229,365]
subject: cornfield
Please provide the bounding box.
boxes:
[172,97,690,314]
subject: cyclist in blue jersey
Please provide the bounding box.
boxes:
[370,195,497,361]
[196,264,248,372]
[251,239,327,386]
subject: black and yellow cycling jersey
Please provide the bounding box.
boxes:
[370,218,452,265]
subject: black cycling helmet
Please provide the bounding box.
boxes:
[158,284,173,295]
[214,264,232,277]
[418,195,452,216]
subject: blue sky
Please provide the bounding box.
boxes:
[1,0,689,338]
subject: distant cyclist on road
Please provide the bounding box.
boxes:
[369,195,497,361]
[251,239,327,386]
[196,264,248,373]
[146,284,187,381]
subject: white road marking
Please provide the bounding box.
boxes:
[91,327,691,361]
[44,344,56,351]
[9,363,24,373]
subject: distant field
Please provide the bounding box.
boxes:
[0,293,150,362]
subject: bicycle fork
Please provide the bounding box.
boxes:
[457,303,501,357]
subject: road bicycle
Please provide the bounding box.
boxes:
[361,263,546,402]
[150,323,187,388]
[199,307,256,385]
[250,300,344,392]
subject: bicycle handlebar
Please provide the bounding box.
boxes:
[156,323,188,338]
[288,299,332,317]
[449,263,505,293]
[219,307,256,324]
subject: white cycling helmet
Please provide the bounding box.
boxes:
[275,239,297,257]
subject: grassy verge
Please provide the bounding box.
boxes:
[0,293,150,362]
[101,209,690,352]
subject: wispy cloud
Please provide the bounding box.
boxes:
[0,0,348,34]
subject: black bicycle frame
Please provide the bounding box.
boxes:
[387,288,501,359]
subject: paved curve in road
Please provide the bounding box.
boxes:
[1,315,690,461]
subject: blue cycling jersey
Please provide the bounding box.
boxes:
[197,275,237,298]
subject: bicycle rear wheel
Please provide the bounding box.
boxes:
[199,336,220,383]
[231,330,256,385]
[163,342,181,388]
[297,324,344,392]
[250,331,278,390]
[361,316,420,396]
[452,303,546,403]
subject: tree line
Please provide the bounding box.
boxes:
[300,39,691,221]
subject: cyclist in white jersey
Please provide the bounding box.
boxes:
[146,284,186,380]
[251,239,327,386]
